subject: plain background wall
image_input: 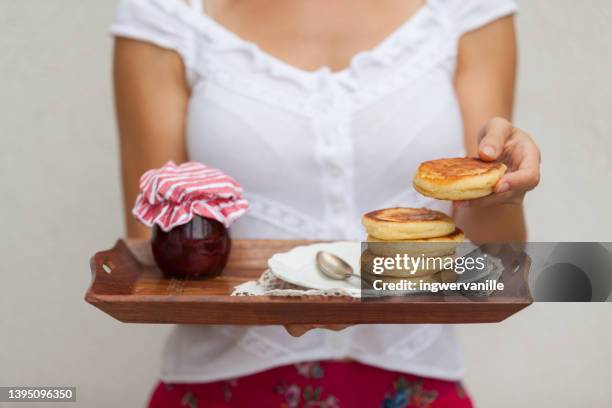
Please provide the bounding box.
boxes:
[1,1,611,407]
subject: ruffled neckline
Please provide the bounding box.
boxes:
[151,0,442,92]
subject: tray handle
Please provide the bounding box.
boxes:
[87,239,141,296]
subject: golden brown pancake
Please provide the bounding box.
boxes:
[413,157,506,200]
[362,207,455,240]
[366,228,465,257]
[367,228,465,243]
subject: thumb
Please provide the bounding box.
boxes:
[478,117,513,161]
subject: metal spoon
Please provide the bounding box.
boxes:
[315,251,364,282]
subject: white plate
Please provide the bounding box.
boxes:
[268,241,363,296]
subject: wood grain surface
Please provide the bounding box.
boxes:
[85,239,531,325]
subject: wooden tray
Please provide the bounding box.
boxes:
[86,239,532,325]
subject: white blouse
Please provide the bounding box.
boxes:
[111,0,517,383]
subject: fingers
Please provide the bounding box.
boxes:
[284,325,313,337]
[498,168,540,193]
[454,120,541,209]
[452,165,538,209]
[514,129,541,168]
[498,130,541,192]
[478,117,514,161]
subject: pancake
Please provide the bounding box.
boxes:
[362,207,455,240]
[366,228,465,257]
[413,157,506,200]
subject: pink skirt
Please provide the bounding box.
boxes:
[148,360,472,408]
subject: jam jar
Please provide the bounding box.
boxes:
[133,161,248,279]
[151,215,231,278]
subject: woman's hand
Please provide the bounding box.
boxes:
[454,117,541,209]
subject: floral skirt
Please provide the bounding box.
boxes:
[148,361,472,408]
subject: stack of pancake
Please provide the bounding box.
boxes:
[361,207,464,285]
[359,157,507,286]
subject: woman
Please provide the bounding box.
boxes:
[111,0,540,406]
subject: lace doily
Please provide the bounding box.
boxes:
[231,270,359,298]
